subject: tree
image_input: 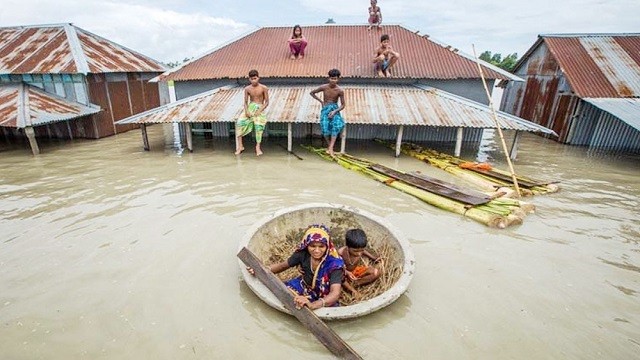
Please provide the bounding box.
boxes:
[479,51,518,72]
[164,57,192,69]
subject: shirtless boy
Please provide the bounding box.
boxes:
[235,69,269,156]
[338,229,382,300]
[373,34,400,77]
[309,69,346,157]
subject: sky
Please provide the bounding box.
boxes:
[1,0,638,64]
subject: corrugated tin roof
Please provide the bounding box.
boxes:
[582,98,640,131]
[0,83,101,128]
[540,34,640,98]
[0,23,166,74]
[115,84,555,135]
[159,25,519,82]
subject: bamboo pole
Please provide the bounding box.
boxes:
[471,45,521,197]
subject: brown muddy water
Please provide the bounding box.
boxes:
[1,125,639,359]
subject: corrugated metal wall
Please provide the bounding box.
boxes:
[502,42,581,143]
[1,71,162,139]
[86,72,161,138]
[194,122,483,143]
[569,101,640,151]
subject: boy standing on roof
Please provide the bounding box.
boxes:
[373,34,400,77]
[310,69,346,157]
[235,69,269,156]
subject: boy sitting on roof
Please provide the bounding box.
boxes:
[373,34,400,77]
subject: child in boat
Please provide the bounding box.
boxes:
[248,225,344,309]
[367,0,382,30]
[373,34,400,77]
[309,69,346,157]
[235,69,269,156]
[338,229,382,299]
[287,25,308,60]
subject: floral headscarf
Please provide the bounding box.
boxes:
[287,224,345,301]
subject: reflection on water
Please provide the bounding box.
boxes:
[1,125,639,359]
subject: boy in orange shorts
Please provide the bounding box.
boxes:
[338,229,382,299]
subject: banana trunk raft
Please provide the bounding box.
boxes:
[303,146,534,229]
[377,140,560,196]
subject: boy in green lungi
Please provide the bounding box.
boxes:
[235,69,270,156]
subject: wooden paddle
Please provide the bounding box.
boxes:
[237,247,363,360]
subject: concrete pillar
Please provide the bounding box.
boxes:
[287,123,293,152]
[186,123,193,152]
[339,124,347,154]
[395,125,404,157]
[509,130,521,160]
[454,127,463,157]
[25,126,40,155]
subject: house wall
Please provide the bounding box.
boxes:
[567,101,640,151]
[174,80,237,100]
[0,72,162,139]
[86,72,161,138]
[500,42,579,142]
[192,121,483,144]
[419,79,491,105]
[176,78,490,144]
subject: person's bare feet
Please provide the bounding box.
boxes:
[256,145,263,156]
[367,25,372,31]
[377,69,384,77]
[383,69,389,78]
[290,54,296,60]
[234,147,244,155]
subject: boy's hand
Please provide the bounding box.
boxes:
[345,270,357,281]
[246,266,255,276]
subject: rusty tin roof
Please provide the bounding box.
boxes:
[159,25,519,82]
[0,23,166,74]
[115,84,555,135]
[516,34,640,98]
[0,83,101,128]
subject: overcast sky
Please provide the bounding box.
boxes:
[1,0,638,64]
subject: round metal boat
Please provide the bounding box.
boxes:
[238,203,415,320]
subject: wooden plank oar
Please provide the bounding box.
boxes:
[371,164,491,205]
[237,247,363,360]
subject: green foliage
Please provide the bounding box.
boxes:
[479,51,518,72]
[164,57,192,69]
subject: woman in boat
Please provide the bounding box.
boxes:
[249,224,344,309]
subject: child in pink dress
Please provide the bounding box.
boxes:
[288,25,308,60]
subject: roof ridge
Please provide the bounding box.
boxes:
[64,24,89,74]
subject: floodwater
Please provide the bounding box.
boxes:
[1,125,638,359]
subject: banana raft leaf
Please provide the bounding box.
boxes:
[302,146,534,229]
[376,140,560,196]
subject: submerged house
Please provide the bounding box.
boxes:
[500,33,640,152]
[117,25,555,157]
[0,23,167,154]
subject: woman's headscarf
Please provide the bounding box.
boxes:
[291,224,345,300]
